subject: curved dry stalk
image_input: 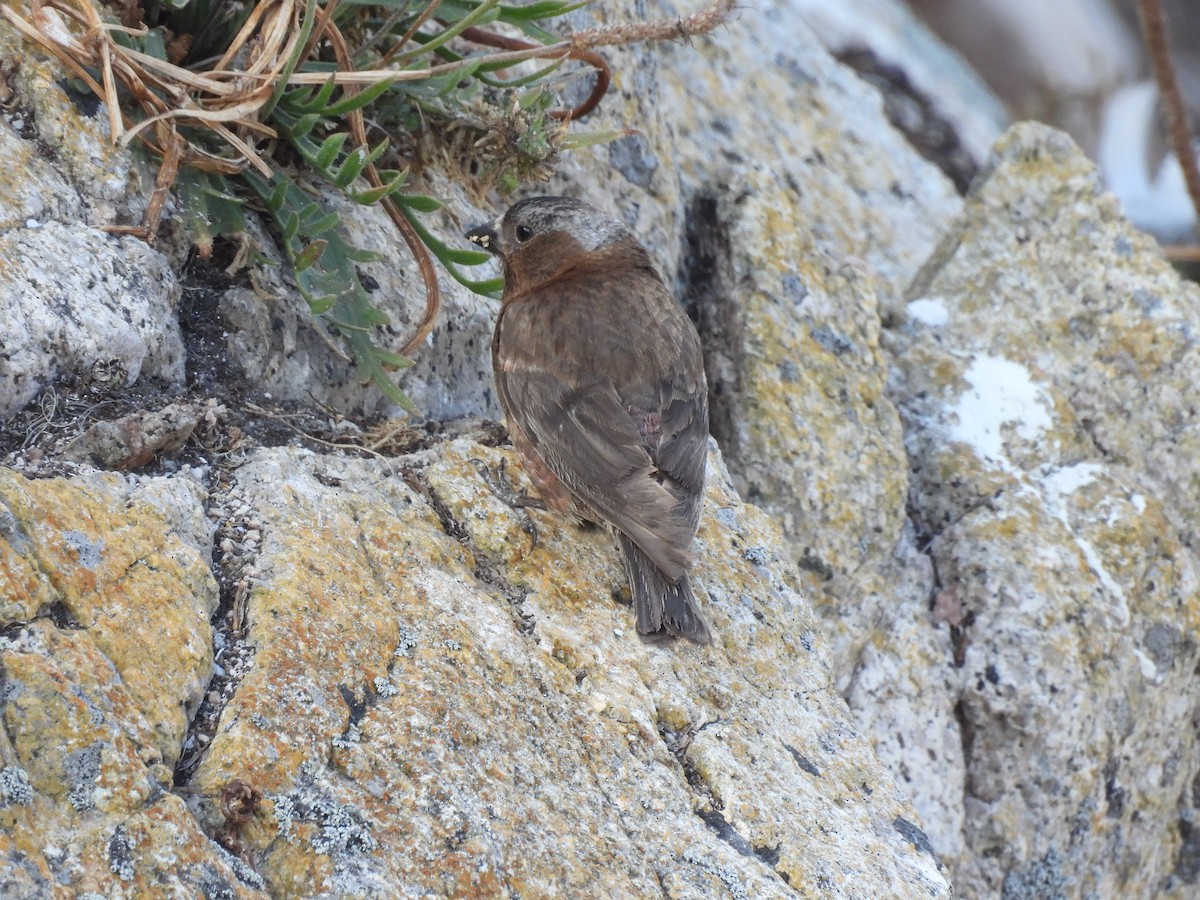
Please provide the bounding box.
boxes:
[302,0,342,61]
[105,121,181,243]
[1136,0,1200,229]
[378,0,445,68]
[4,0,738,353]
[389,196,444,355]
[320,11,442,356]
[459,26,610,121]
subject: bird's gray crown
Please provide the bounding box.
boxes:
[505,196,629,252]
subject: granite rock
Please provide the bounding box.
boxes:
[4,0,1200,896]
[182,441,949,898]
[884,121,1200,897]
[0,469,256,897]
[0,223,185,418]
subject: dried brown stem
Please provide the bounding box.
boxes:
[566,0,737,49]
[323,13,442,357]
[2,0,291,178]
[103,120,181,241]
[1165,244,1200,262]
[1136,0,1200,227]
[459,26,610,121]
[378,0,444,68]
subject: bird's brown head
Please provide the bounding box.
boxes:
[465,196,637,297]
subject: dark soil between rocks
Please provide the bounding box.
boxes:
[0,238,490,479]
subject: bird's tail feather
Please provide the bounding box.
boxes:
[618,533,711,644]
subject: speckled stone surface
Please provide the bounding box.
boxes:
[883,121,1200,898]
[0,469,261,897]
[0,18,185,418]
[656,0,964,311]
[7,0,1200,895]
[184,442,949,898]
[0,28,152,230]
[0,223,186,418]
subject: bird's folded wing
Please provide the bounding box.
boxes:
[653,389,709,530]
[506,370,695,580]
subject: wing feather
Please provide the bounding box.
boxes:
[494,261,708,580]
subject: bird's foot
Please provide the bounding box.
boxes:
[470,458,543,548]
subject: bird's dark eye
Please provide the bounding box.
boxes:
[515,225,534,242]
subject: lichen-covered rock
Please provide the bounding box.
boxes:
[554,1,961,629]
[8,0,1200,894]
[882,121,1200,897]
[679,183,912,595]
[794,0,1007,171]
[0,468,260,896]
[185,442,949,898]
[0,223,185,418]
[0,30,153,230]
[657,2,963,310]
[0,468,216,750]
[0,116,80,232]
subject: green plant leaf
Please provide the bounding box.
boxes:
[241,166,420,413]
[294,239,328,272]
[390,0,501,64]
[475,59,563,87]
[348,171,408,205]
[282,210,301,241]
[308,294,337,315]
[319,76,398,117]
[314,132,350,169]
[344,246,387,264]
[267,181,288,211]
[283,80,338,117]
[333,151,366,188]
[397,194,443,213]
[373,348,416,368]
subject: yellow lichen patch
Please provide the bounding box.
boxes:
[0,118,73,234]
[7,54,146,214]
[0,469,215,761]
[0,620,255,894]
[0,495,55,622]
[261,835,336,899]
[192,476,451,805]
[729,186,909,585]
[177,441,946,897]
[420,440,629,623]
[0,465,261,891]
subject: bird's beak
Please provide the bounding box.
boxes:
[465,219,500,255]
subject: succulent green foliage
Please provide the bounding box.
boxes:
[175,168,247,257]
[109,0,595,413]
[243,167,418,413]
